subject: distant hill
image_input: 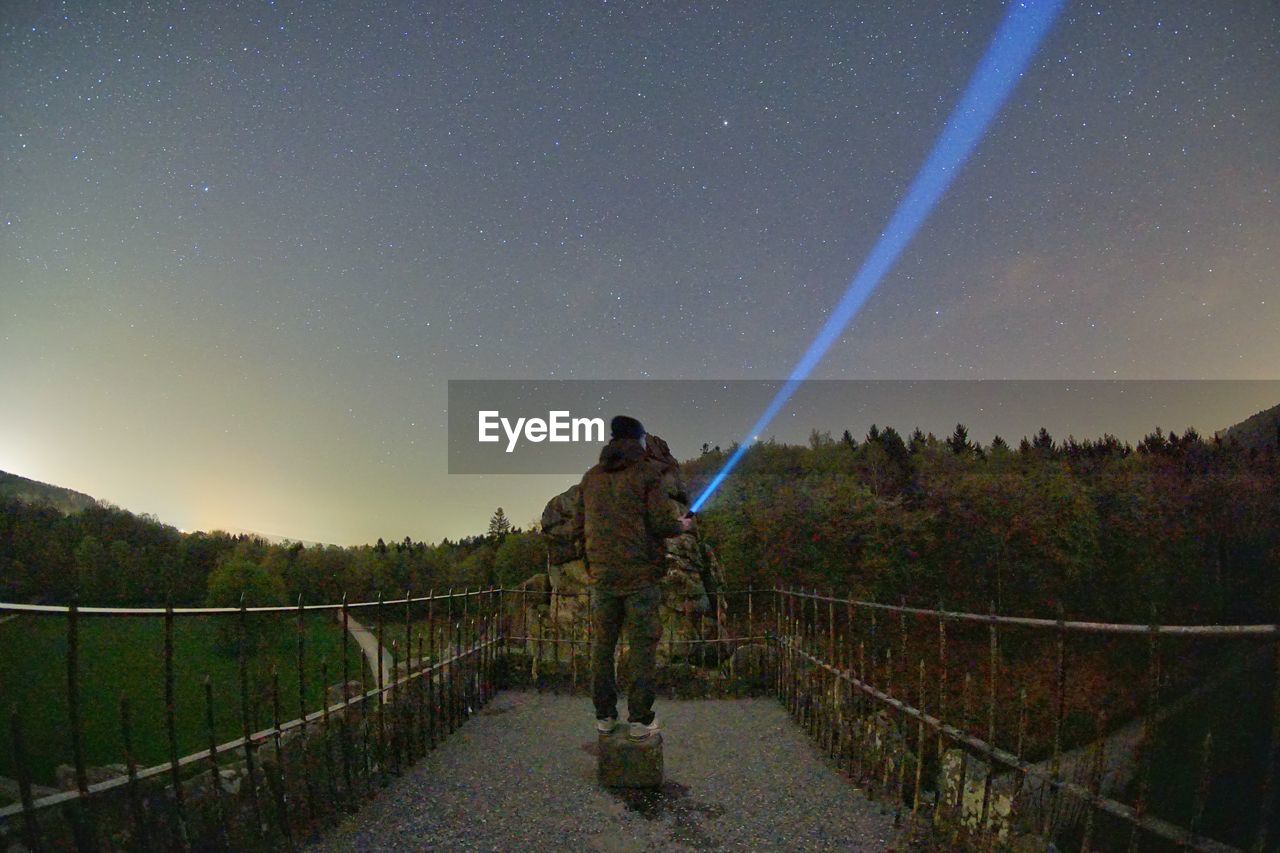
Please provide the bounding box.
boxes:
[1219,401,1280,452]
[0,470,99,514]
[0,470,331,544]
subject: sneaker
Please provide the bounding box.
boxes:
[628,718,659,741]
[595,716,618,734]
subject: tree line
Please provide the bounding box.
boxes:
[686,424,1279,624]
[0,501,546,608]
[2,424,1277,626]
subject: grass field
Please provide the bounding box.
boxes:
[0,611,367,786]
[380,617,473,659]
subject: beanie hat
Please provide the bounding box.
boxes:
[610,415,645,440]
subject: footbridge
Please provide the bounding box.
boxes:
[0,588,1274,850]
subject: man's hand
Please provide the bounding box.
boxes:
[679,514,695,533]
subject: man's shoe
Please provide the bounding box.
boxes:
[628,718,659,741]
[596,716,618,734]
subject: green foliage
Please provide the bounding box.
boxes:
[205,554,287,608]
[4,415,1278,630]
[205,553,288,653]
[0,494,521,607]
[1,498,193,604]
[73,535,110,601]
[453,543,497,587]
[687,424,1280,623]
[493,531,546,588]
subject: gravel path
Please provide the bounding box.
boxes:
[314,690,904,851]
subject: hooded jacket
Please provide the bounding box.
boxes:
[573,437,684,592]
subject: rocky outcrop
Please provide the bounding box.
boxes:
[326,679,365,707]
[54,763,127,791]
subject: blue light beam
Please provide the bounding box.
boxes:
[690,0,1065,513]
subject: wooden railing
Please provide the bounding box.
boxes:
[773,587,1275,852]
[0,589,505,850]
[1,586,1273,850]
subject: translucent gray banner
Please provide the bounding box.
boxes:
[447,380,1280,474]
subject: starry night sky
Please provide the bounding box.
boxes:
[2,1,1276,544]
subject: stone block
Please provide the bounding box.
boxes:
[55,763,125,791]
[937,749,1015,841]
[597,727,663,788]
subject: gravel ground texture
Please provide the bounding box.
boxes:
[314,690,906,851]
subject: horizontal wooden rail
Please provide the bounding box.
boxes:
[0,588,496,617]
[0,635,500,821]
[778,633,1239,852]
[504,633,771,647]
[6,587,1274,638]
[3,584,1270,851]
[778,587,1280,638]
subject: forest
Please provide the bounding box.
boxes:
[687,424,1280,624]
[1,423,1277,626]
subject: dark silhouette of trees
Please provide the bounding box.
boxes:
[681,420,1280,624]
[1032,427,1056,456]
[5,413,1278,631]
[946,423,972,455]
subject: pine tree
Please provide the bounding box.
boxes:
[1033,427,1056,455]
[946,423,972,455]
[488,507,512,540]
[879,426,909,466]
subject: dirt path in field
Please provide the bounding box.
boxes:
[337,611,395,699]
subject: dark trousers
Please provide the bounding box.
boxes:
[591,584,662,724]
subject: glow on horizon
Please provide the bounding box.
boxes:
[690,0,1066,513]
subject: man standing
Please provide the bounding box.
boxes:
[575,415,691,740]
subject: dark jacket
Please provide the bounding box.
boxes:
[574,437,683,592]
